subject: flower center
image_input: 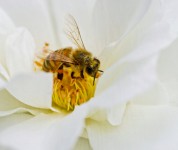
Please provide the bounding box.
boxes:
[52,65,96,111]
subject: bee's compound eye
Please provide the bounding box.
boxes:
[86,66,93,75]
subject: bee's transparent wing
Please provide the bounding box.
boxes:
[65,15,86,50]
[51,50,75,64]
[37,51,75,64]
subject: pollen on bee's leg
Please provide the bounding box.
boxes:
[33,60,43,71]
[52,66,98,111]
[34,61,42,67]
[43,42,50,53]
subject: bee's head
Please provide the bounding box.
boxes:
[85,58,100,77]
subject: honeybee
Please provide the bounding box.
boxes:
[36,15,103,84]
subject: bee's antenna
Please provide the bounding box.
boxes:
[98,69,104,73]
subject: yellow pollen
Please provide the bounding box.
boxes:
[52,66,96,111]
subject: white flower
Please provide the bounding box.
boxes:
[0,0,178,150]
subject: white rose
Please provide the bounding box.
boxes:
[0,0,178,150]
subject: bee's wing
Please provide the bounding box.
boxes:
[37,50,75,64]
[35,50,52,61]
[51,50,75,64]
[65,15,86,50]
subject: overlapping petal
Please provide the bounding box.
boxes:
[0,88,52,117]
[6,72,53,109]
[46,0,151,55]
[0,8,15,69]
[0,0,58,49]
[0,113,33,132]
[100,0,174,69]
[87,55,158,125]
[86,105,178,150]
[0,7,55,110]
[0,113,64,150]
[0,8,15,35]
[0,108,87,150]
[4,27,35,77]
[91,0,151,54]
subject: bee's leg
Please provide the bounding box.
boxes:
[34,60,43,71]
[34,60,42,67]
[71,72,75,78]
[80,69,84,78]
[57,65,63,80]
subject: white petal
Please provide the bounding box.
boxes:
[161,0,178,37]
[6,72,53,109]
[91,0,151,54]
[0,8,15,68]
[0,108,38,117]
[74,137,92,150]
[100,0,175,69]
[43,108,87,150]
[0,113,33,132]
[4,27,35,77]
[0,109,86,150]
[49,0,150,55]
[0,8,15,35]
[0,89,47,117]
[106,103,126,125]
[48,0,96,50]
[89,0,177,124]
[0,63,9,80]
[86,105,178,150]
[131,81,169,105]
[0,63,8,89]
[86,55,158,125]
[158,38,178,105]
[0,0,57,48]
[87,103,126,126]
[0,79,5,90]
[0,113,64,150]
[0,89,29,112]
[97,55,158,106]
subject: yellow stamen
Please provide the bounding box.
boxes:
[52,65,96,111]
